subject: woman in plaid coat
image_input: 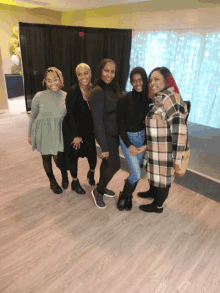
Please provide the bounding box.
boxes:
[138,67,188,213]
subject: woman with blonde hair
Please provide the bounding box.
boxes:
[28,67,67,194]
[61,63,97,194]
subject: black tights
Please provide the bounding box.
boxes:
[41,154,67,179]
[69,155,97,178]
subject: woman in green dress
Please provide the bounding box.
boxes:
[28,67,67,194]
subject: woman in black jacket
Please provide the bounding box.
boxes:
[61,63,97,193]
[117,67,149,211]
[89,58,121,209]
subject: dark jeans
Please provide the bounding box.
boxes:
[97,135,120,193]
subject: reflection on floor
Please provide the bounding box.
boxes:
[8,95,26,114]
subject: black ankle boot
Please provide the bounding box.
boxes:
[117,179,134,211]
[62,172,69,189]
[87,170,95,186]
[137,184,156,199]
[125,181,138,211]
[71,179,86,194]
[139,203,164,213]
[49,177,62,194]
[139,185,170,213]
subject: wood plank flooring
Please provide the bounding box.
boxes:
[1,113,220,293]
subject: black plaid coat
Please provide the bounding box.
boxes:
[144,87,188,188]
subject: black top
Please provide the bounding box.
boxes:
[89,83,118,152]
[118,89,149,148]
[62,84,94,144]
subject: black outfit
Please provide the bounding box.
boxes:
[89,82,120,194]
[117,89,149,211]
[61,84,97,178]
[118,89,149,147]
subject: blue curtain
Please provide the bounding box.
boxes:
[127,30,220,129]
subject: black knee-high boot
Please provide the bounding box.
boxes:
[154,186,170,207]
[139,185,170,213]
[117,179,135,211]
[125,181,138,211]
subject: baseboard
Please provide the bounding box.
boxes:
[173,169,220,202]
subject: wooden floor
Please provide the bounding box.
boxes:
[1,113,220,293]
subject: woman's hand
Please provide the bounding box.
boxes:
[28,137,31,145]
[129,145,139,156]
[137,145,148,154]
[173,158,182,172]
[71,137,83,149]
[100,152,109,159]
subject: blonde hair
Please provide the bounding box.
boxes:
[42,67,64,88]
[75,63,91,75]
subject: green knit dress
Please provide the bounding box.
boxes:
[28,89,67,155]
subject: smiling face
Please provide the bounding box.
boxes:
[149,70,167,95]
[101,62,116,84]
[131,73,143,92]
[45,72,61,92]
[76,65,91,87]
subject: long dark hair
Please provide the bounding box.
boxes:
[92,58,121,94]
[130,66,149,108]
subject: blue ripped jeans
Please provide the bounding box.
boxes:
[119,129,145,185]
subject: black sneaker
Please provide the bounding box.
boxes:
[92,188,106,209]
[104,188,115,197]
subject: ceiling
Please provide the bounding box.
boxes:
[0,0,151,11]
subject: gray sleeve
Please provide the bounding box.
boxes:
[28,94,40,137]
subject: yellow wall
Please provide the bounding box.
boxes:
[61,0,220,34]
[0,47,8,112]
[0,3,61,74]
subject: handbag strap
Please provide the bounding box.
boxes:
[185,132,189,151]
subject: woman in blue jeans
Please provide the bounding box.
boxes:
[117,67,150,211]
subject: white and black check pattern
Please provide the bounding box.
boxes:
[144,87,188,188]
